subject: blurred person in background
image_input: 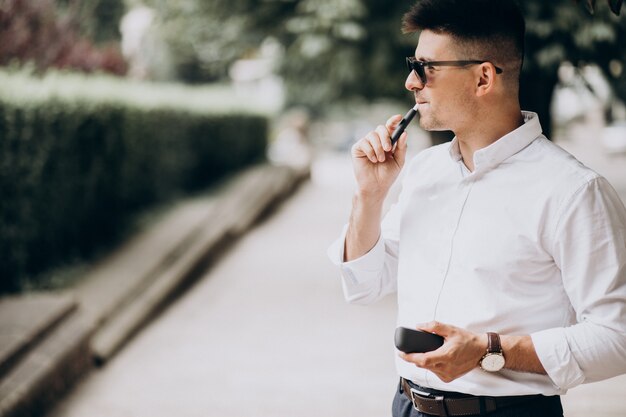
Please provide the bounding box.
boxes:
[328,0,626,416]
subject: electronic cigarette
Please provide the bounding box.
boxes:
[390,104,418,145]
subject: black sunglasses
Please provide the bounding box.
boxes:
[406,57,503,84]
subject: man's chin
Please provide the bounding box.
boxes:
[418,119,439,131]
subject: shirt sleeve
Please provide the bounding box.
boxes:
[532,177,626,390]
[327,200,402,305]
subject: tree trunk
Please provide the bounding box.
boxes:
[520,69,559,140]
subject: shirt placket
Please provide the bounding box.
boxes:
[432,174,475,321]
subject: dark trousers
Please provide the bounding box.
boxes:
[392,381,563,417]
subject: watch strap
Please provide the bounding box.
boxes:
[486,332,502,353]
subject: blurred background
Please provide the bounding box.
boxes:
[0,0,625,416]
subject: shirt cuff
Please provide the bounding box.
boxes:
[327,224,386,273]
[327,223,388,300]
[531,327,585,391]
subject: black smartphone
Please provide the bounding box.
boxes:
[394,327,444,353]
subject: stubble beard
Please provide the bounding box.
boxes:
[417,106,444,131]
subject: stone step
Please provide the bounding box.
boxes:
[89,165,306,363]
[0,162,310,417]
[0,313,92,417]
[73,197,220,331]
[0,293,77,380]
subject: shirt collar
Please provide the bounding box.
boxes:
[448,111,543,172]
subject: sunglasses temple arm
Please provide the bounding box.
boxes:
[391,105,418,145]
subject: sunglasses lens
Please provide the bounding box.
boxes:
[415,64,426,84]
[406,58,426,84]
[405,58,413,74]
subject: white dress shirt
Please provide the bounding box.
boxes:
[328,112,626,396]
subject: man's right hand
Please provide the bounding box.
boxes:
[351,114,409,200]
[344,114,409,262]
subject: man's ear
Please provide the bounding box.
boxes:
[475,63,496,97]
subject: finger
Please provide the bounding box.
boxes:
[385,115,404,151]
[376,123,394,152]
[393,132,408,167]
[435,372,455,384]
[399,351,424,366]
[366,130,387,162]
[385,114,403,133]
[417,321,448,337]
[399,351,438,369]
[353,139,379,163]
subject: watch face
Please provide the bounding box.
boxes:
[481,353,505,372]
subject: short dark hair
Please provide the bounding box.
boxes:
[402,0,525,85]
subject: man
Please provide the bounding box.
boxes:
[328,0,626,416]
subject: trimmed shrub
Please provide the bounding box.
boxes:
[0,70,268,293]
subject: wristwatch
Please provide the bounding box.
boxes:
[479,332,506,372]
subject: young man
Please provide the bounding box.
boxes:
[328,1,626,416]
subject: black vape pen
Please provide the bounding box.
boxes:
[390,104,418,145]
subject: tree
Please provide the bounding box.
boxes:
[145,0,416,101]
[576,0,624,15]
[146,0,625,132]
[143,0,278,82]
[0,0,127,75]
[521,0,625,137]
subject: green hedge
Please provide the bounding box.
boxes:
[0,70,269,293]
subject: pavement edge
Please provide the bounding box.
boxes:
[0,163,310,417]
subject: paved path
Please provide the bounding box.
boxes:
[47,151,399,417]
[47,118,626,417]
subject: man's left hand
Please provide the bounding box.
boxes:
[398,321,488,383]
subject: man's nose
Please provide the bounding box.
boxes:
[405,70,424,91]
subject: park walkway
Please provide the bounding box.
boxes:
[46,150,399,417]
[47,116,626,417]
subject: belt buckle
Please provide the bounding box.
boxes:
[409,387,446,416]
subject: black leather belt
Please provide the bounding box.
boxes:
[401,378,546,416]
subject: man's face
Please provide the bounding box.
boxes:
[405,30,475,132]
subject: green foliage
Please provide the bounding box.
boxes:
[0,70,268,294]
[523,1,625,71]
[575,0,624,16]
[145,0,268,82]
[276,0,416,109]
[144,0,625,117]
[520,0,626,133]
[145,0,416,107]
[75,0,127,43]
